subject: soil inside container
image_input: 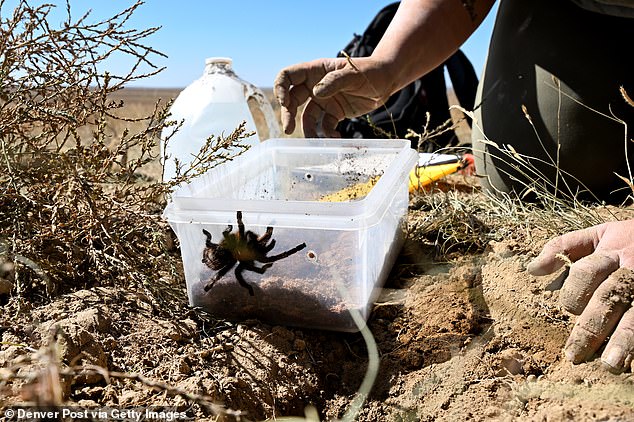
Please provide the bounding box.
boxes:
[200,274,363,331]
[197,222,377,332]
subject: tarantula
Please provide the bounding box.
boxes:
[201,211,307,296]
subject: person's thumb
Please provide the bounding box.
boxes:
[527,227,599,276]
[313,68,356,99]
[526,250,568,276]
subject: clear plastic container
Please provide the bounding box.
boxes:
[162,138,417,332]
[161,57,280,182]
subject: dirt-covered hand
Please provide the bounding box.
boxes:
[274,57,392,137]
[526,220,634,372]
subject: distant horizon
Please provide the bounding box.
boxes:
[115,85,461,92]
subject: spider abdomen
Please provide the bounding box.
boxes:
[202,211,306,296]
[233,245,259,262]
[203,246,234,270]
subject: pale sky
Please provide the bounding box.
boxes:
[2,0,499,89]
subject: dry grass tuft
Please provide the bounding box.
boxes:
[409,182,609,259]
[0,0,250,314]
[406,94,632,258]
[0,2,256,415]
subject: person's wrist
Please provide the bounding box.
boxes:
[368,53,413,98]
[357,56,397,101]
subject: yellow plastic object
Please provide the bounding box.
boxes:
[408,162,462,192]
[319,176,381,202]
[320,160,462,202]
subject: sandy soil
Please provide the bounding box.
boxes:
[1,89,632,421]
[2,180,633,422]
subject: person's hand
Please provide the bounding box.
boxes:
[274,57,393,137]
[527,220,634,372]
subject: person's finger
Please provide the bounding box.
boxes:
[274,69,293,108]
[274,66,312,108]
[601,306,634,373]
[279,84,314,135]
[527,226,601,276]
[314,67,361,99]
[301,100,321,138]
[275,59,339,106]
[302,99,346,138]
[280,106,296,135]
[564,267,634,363]
[287,84,313,112]
[321,113,341,138]
[560,253,620,315]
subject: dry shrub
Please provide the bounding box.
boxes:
[406,92,634,257]
[408,183,610,259]
[0,0,251,311]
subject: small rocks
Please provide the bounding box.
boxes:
[271,326,295,342]
[0,344,24,367]
[160,319,198,342]
[118,389,141,406]
[73,308,111,334]
[177,358,191,375]
[34,309,112,386]
[54,325,107,385]
[496,349,525,376]
[293,338,306,352]
[0,277,13,296]
[488,241,515,259]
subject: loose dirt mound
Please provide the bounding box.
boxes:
[3,220,633,420]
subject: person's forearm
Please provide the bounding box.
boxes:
[372,0,495,95]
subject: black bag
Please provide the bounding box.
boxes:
[336,2,479,152]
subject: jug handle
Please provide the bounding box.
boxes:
[243,82,282,140]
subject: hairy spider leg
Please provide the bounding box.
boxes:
[245,231,259,244]
[202,229,217,248]
[257,227,274,243]
[234,262,275,296]
[261,242,307,263]
[236,210,245,239]
[234,263,255,296]
[264,239,276,252]
[203,260,236,292]
[222,224,233,239]
[246,261,273,273]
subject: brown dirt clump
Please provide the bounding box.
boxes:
[4,226,633,420]
[2,91,633,421]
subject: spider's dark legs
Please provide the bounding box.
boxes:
[258,227,274,244]
[237,210,245,238]
[243,261,273,273]
[234,263,256,296]
[245,231,259,244]
[264,239,276,252]
[222,224,233,239]
[204,262,235,292]
[261,242,307,263]
[202,229,217,248]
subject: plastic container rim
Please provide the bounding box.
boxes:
[162,138,417,229]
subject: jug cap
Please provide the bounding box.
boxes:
[205,57,233,66]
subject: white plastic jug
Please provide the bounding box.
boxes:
[161,57,281,182]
